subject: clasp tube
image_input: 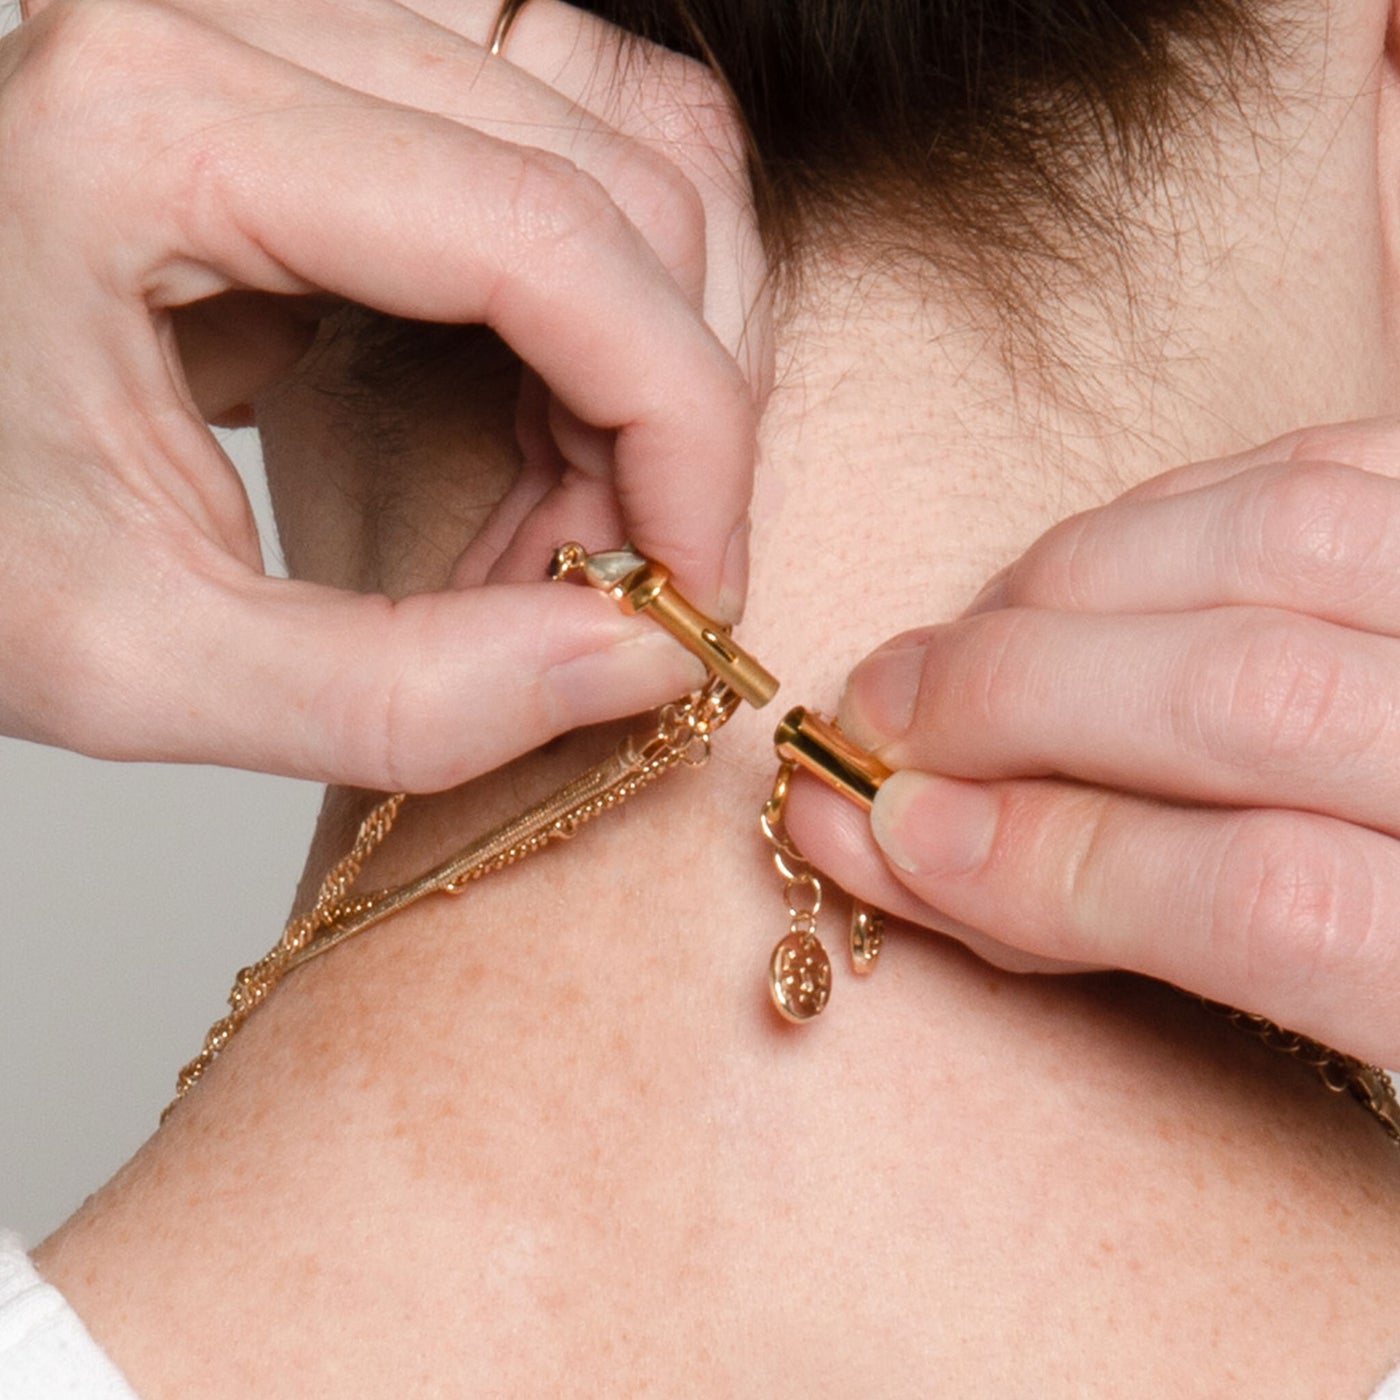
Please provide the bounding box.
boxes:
[550,544,780,708]
[772,707,891,810]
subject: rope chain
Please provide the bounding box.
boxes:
[166,683,738,1118]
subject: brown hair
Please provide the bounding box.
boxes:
[336,0,1278,405]
[572,0,1273,282]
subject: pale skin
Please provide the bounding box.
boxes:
[25,0,1400,1393]
[785,5,1400,1067]
[819,419,1400,1066]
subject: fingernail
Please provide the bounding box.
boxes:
[546,633,707,731]
[870,770,998,876]
[715,516,751,625]
[838,645,925,749]
[962,568,1011,617]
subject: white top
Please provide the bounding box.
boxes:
[0,1233,138,1399]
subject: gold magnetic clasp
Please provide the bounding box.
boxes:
[550,544,780,708]
[762,709,891,1021]
[772,707,891,809]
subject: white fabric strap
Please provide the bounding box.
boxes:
[0,1233,139,1400]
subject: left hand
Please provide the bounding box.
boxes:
[786,418,1400,1065]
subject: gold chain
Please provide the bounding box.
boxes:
[165,679,739,1118]
[761,760,833,1022]
[164,539,1400,1149]
[1202,1000,1400,1144]
[760,706,1400,1143]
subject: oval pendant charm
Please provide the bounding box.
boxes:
[849,904,884,975]
[769,932,832,1022]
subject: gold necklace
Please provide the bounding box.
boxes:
[165,544,1400,1146]
[167,676,740,1115]
[166,544,774,1115]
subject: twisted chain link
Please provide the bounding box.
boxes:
[168,793,404,1108]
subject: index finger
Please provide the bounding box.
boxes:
[219,103,755,609]
[13,5,756,609]
[406,0,773,388]
[1120,416,1400,503]
[231,0,764,604]
[969,420,1400,626]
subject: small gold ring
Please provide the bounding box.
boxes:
[488,0,530,56]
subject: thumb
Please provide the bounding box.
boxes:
[40,572,706,790]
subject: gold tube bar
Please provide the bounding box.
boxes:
[561,545,780,708]
[773,707,891,810]
[620,568,780,709]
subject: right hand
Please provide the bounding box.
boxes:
[0,0,767,790]
[795,419,1400,1065]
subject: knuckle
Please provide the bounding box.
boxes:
[348,599,434,793]
[1,0,203,208]
[1248,461,1391,601]
[1185,615,1356,771]
[345,596,486,794]
[1281,418,1400,474]
[655,52,749,194]
[952,608,1041,733]
[0,2,102,167]
[602,138,706,287]
[1020,508,1101,609]
[1212,811,1374,996]
[7,0,171,108]
[578,38,745,289]
[662,51,745,158]
[503,145,627,262]
[375,667,427,793]
[603,35,746,177]
[1057,788,1124,950]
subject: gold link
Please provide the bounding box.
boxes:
[760,760,833,1022]
[162,538,1400,1148]
[773,707,890,809]
[850,904,884,974]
